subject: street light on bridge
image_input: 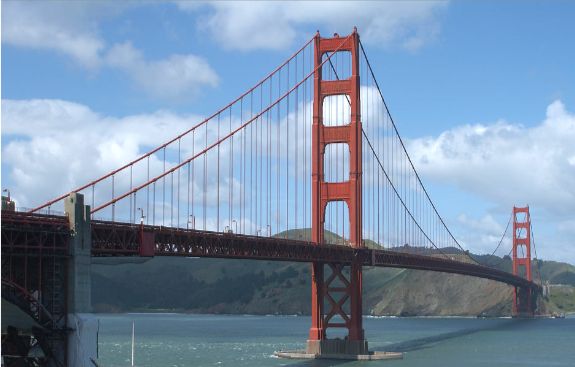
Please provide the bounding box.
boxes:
[188,215,196,230]
[137,208,145,225]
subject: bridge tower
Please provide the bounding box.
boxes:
[308,29,367,356]
[65,193,98,366]
[512,206,536,316]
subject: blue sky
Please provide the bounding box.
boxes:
[2,1,575,263]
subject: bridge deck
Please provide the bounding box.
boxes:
[2,211,541,292]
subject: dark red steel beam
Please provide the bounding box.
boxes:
[1,211,70,256]
[89,219,541,293]
[1,212,541,294]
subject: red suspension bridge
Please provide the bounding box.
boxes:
[2,29,542,365]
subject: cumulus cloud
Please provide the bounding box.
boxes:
[2,1,218,99]
[1,98,292,234]
[407,100,575,218]
[458,214,504,235]
[404,101,575,262]
[456,214,510,255]
[178,1,447,51]
[2,1,445,96]
[3,98,574,260]
[2,99,204,209]
[2,1,108,68]
[106,42,219,99]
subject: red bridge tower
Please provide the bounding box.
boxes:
[512,206,536,316]
[308,29,367,356]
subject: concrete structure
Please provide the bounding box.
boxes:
[275,349,403,361]
[65,193,98,366]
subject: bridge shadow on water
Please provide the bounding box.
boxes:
[374,328,482,353]
[281,359,349,367]
[282,319,538,366]
[277,326,490,367]
[372,318,534,353]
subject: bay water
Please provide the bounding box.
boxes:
[96,313,574,366]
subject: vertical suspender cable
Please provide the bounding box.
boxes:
[170,172,173,226]
[277,70,281,236]
[241,98,245,233]
[217,113,220,232]
[286,60,290,235]
[268,76,272,233]
[229,107,233,230]
[112,174,115,221]
[250,91,254,233]
[178,139,181,227]
[260,84,264,234]
[204,123,207,230]
[147,157,150,225]
[295,53,299,232]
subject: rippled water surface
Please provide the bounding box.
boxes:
[96,313,575,367]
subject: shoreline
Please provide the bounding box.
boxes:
[91,312,534,319]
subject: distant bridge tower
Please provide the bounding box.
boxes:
[512,206,536,316]
[309,28,367,356]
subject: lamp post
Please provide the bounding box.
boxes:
[137,208,145,225]
[188,215,196,230]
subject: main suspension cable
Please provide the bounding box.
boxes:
[359,40,479,265]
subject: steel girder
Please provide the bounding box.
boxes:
[1,211,69,256]
[89,220,541,293]
[1,210,69,367]
[3,212,541,294]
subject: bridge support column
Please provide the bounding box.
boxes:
[278,28,401,361]
[306,28,369,359]
[512,206,537,317]
[514,286,537,316]
[65,193,98,366]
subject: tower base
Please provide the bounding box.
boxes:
[306,339,368,355]
[275,339,403,361]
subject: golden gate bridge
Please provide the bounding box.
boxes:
[2,29,542,365]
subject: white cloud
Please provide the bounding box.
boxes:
[404,101,575,263]
[2,99,202,209]
[106,42,219,99]
[1,99,280,233]
[457,214,503,235]
[3,97,574,261]
[455,214,510,255]
[2,2,219,98]
[1,1,119,68]
[178,1,447,51]
[407,100,575,218]
[3,1,445,97]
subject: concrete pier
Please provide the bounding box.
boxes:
[65,193,92,313]
[306,339,369,355]
[65,193,98,367]
[275,338,403,361]
[275,349,402,361]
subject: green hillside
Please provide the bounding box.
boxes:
[92,229,575,316]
